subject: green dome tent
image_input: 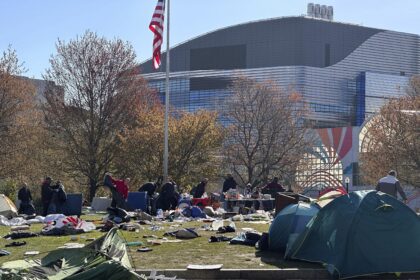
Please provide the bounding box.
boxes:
[269,202,319,252]
[1,228,141,279]
[287,190,420,279]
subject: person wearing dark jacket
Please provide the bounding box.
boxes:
[193,178,208,198]
[48,181,67,214]
[41,177,53,216]
[139,176,163,197]
[138,182,157,197]
[190,185,197,196]
[157,179,179,211]
[222,174,237,193]
[17,183,35,215]
[262,177,285,197]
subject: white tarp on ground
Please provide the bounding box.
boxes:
[43,214,66,223]
[27,216,44,224]
[43,216,96,233]
[0,215,27,226]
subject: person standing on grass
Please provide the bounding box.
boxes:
[17,182,35,215]
[48,180,67,214]
[41,177,53,216]
[104,172,130,209]
[111,176,130,207]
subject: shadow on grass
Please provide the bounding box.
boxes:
[255,250,322,269]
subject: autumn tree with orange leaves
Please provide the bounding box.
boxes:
[114,108,223,189]
[0,47,43,181]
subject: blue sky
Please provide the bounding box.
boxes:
[1,0,419,79]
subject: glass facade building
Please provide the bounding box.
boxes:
[139,16,420,190]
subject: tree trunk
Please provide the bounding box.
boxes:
[247,165,253,186]
[89,178,97,202]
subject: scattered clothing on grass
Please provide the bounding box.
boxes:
[3,231,38,240]
[209,236,232,243]
[230,231,262,246]
[164,228,199,239]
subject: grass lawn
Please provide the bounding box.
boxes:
[0,214,321,270]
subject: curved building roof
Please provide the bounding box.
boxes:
[139,16,383,74]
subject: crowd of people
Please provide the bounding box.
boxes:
[13,169,407,216]
[101,172,291,214]
[103,170,409,214]
[11,172,306,216]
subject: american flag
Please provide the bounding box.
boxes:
[149,0,165,69]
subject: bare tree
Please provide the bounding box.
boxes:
[224,77,312,186]
[43,31,151,200]
[360,76,420,187]
[407,75,420,98]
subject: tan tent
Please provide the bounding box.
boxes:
[316,187,347,208]
[0,194,18,218]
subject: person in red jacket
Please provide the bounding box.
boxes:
[110,177,130,200]
[104,172,130,209]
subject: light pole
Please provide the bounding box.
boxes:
[345,177,350,193]
[163,0,170,183]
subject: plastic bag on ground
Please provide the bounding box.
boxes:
[203,206,215,217]
[43,214,66,223]
[27,216,44,224]
[211,220,223,231]
[231,214,244,222]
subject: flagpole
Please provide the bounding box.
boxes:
[163,0,170,183]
